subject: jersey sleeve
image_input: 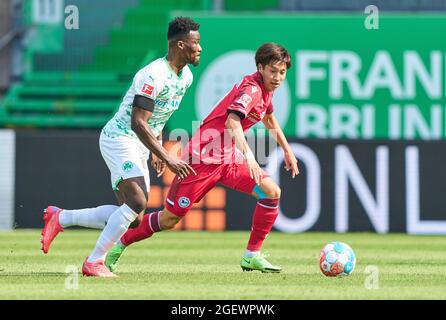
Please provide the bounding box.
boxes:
[133,65,164,101]
[266,101,274,114]
[227,83,260,118]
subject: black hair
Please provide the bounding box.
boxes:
[168,17,200,41]
[255,42,292,70]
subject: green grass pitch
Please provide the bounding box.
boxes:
[0,230,445,299]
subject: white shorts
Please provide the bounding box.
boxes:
[99,132,151,191]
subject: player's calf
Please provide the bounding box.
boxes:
[105,209,182,272]
[243,194,280,271]
[159,209,182,230]
[129,212,145,229]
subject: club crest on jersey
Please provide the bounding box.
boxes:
[142,84,154,96]
[236,93,252,109]
[122,161,134,172]
[178,196,191,208]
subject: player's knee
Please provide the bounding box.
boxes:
[265,185,281,199]
[126,196,147,214]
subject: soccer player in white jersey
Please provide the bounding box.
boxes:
[40,17,201,277]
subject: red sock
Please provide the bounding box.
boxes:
[247,198,279,251]
[121,211,162,246]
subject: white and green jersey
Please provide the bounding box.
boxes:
[102,57,193,139]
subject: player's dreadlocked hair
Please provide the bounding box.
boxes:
[255,43,292,70]
[168,17,200,41]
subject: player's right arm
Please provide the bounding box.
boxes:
[225,112,263,185]
[225,82,263,184]
[131,104,195,179]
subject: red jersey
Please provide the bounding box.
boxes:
[187,72,274,164]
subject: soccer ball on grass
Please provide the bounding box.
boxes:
[319,241,356,277]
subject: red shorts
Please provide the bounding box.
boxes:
[165,159,269,217]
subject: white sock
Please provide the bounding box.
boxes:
[87,204,138,263]
[244,250,260,258]
[59,205,118,229]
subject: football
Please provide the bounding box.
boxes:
[319,242,356,277]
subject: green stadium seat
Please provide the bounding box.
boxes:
[4,99,118,113]
[0,0,279,128]
[0,114,111,128]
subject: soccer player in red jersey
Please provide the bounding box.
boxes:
[106,42,299,273]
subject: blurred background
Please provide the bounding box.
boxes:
[1,0,446,234]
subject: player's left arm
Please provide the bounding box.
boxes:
[262,113,299,178]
